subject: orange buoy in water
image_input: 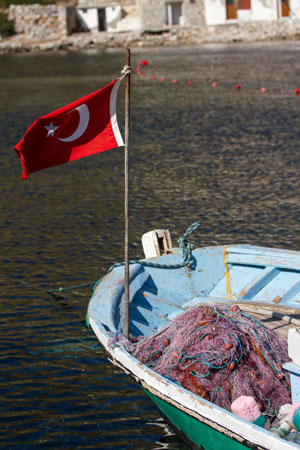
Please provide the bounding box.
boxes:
[212,82,218,87]
[261,87,266,93]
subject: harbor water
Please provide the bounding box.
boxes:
[1,42,300,450]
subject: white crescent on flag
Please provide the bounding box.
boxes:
[58,104,90,143]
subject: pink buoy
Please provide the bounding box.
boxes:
[188,81,193,85]
[212,82,217,88]
[261,87,266,93]
[294,89,299,95]
[235,84,241,90]
[172,79,178,84]
[290,402,300,430]
[231,396,266,427]
[160,77,166,82]
[151,75,156,80]
[140,60,149,66]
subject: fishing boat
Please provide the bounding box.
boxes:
[87,223,300,450]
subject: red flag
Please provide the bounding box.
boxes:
[15,79,124,179]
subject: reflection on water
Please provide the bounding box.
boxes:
[0,42,299,449]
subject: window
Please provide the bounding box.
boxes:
[238,0,251,9]
[226,0,251,19]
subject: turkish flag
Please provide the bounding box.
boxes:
[15,79,124,179]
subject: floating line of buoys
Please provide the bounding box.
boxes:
[135,60,299,95]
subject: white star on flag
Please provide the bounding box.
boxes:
[44,122,59,138]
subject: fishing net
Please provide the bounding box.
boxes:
[115,304,291,429]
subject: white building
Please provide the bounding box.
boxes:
[75,0,300,34]
[204,0,300,25]
[76,0,140,32]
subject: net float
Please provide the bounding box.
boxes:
[162,337,170,346]
[225,342,233,350]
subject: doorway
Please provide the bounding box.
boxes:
[98,8,106,31]
[281,0,290,16]
[226,0,238,19]
[166,2,182,25]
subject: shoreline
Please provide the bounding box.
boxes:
[1,20,300,53]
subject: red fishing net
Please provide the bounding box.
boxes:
[116,304,291,428]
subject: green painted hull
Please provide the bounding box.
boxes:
[145,390,248,450]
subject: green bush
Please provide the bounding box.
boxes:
[0,0,54,6]
[0,11,14,36]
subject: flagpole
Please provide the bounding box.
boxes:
[124,48,130,340]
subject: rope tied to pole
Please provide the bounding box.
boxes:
[120,65,131,79]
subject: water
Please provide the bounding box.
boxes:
[1,42,299,450]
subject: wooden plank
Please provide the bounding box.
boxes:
[227,252,300,270]
[226,245,300,259]
[237,267,279,300]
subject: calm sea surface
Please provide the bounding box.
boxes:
[0,42,299,450]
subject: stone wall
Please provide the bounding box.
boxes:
[9,4,69,40]
[183,0,206,28]
[137,0,166,30]
[77,0,135,7]
[137,0,206,31]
